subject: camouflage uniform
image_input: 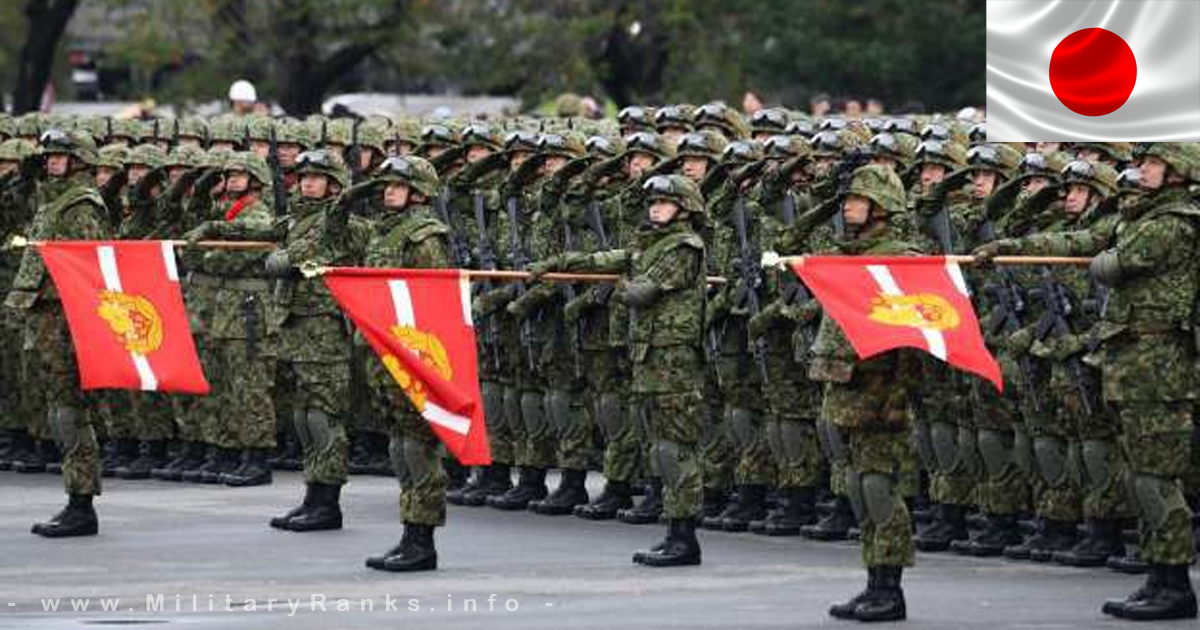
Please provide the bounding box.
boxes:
[5,130,108,537]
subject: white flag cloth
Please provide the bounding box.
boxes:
[987,0,1200,142]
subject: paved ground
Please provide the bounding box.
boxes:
[0,470,1191,629]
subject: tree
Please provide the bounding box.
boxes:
[11,0,80,114]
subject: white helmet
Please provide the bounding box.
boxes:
[228,79,257,103]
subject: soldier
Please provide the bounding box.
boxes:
[976,142,1200,621]
[794,164,921,622]
[535,174,708,566]
[267,149,365,529]
[360,155,453,572]
[5,129,109,537]
[181,152,278,488]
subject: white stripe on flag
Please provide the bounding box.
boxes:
[387,280,416,327]
[161,241,179,282]
[131,353,158,391]
[866,264,947,361]
[423,401,471,436]
[459,274,473,327]
[945,261,969,296]
[97,246,122,291]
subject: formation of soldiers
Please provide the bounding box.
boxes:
[2,104,1200,623]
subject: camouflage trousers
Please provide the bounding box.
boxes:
[94,392,136,442]
[763,331,824,490]
[0,316,28,433]
[846,428,915,568]
[700,370,733,491]
[516,378,556,470]
[634,390,703,519]
[195,340,277,449]
[972,379,1031,516]
[373,364,447,526]
[289,359,353,486]
[586,349,642,483]
[480,380,514,465]
[1118,401,1194,565]
[22,302,100,495]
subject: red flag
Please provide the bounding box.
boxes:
[323,267,491,465]
[793,256,1003,390]
[37,241,210,394]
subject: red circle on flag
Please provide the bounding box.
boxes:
[1049,28,1137,117]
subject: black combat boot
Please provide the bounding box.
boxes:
[378,524,438,572]
[953,513,1022,557]
[101,438,139,477]
[801,495,856,541]
[180,445,216,483]
[269,437,302,471]
[1103,565,1161,617]
[14,439,49,473]
[461,464,512,506]
[853,566,907,622]
[348,432,372,475]
[31,493,98,538]
[270,483,316,529]
[1053,518,1122,566]
[1003,518,1076,560]
[702,486,729,519]
[633,518,701,567]
[117,440,168,480]
[366,525,413,570]
[281,482,343,531]
[830,567,878,620]
[447,466,486,505]
[487,467,548,510]
[199,447,240,484]
[915,503,969,552]
[530,469,590,515]
[152,441,205,481]
[42,441,62,474]
[366,432,393,476]
[719,484,768,532]
[757,487,817,536]
[618,478,664,524]
[1120,564,1198,620]
[1,430,34,471]
[224,448,273,487]
[445,458,468,491]
[1107,549,1150,574]
[575,479,634,520]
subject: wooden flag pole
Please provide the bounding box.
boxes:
[760,252,1093,268]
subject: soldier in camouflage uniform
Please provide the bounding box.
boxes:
[977,142,1200,621]
[180,152,278,487]
[795,164,920,622]
[0,138,42,472]
[5,129,109,537]
[267,149,365,530]
[746,134,823,535]
[539,173,708,566]
[574,132,675,520]
[361,155,452,573]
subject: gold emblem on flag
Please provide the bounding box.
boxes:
[381,325,452,411]
[96,290,164,354]
[868,293,961,331]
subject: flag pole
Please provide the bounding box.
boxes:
[5,236,277,251]
[761,252,1093,268]
[299,262,727,284]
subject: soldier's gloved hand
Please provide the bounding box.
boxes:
[971,239,1018,267]
[1005,326,1035,356]
[621,276,660,308]
[506,292,537,319]
[1090,249,1123,287]
[264,249,293,277]
[748,300,783,340]
[526,255,563,281]
[563,292,593,322]
[932,168,971,201]
[183,221,216,249]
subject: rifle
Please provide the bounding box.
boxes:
[1031,267,1097,416]
[436,188,472,268]
[829,148,870,237]
[777,190,815,359]
[473,192,503,373]
[561,207,585,379]
[506,194,536,371]
[349,118,364,184]
[730,193,770,383]
[267,125,287,216]
[978,219,1038,410]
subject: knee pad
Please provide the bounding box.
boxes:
[1082,439,1113,490]
[1033,436,1068,487]
[779,421,809,465]
[292,407,311,448]
[844,468,865,522]
[914,421,937,472]
[520,391,546,435]
[49,406,81,453]
[654,440,683,487]
[727,407,758,449]
[977,429,1014,478]
[825,423,849,464]
[1013,426,1034,478]
[766,420,785,462]
[401,438,435,485]
[305,409,334,451]
[597,393,625,438]
[481,382,505,430]
[862,472,898,526]
[930,422,958,470]
[502,387,523,434]
[1132,473,1183,531]
[545,390,572,434]
[388,436,408,483]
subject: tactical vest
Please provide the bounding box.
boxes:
[627,228,705,359]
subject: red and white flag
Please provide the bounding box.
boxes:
[38,241,209,393]
[987,0,1200,141]
[793,256,1002,390]
[324,268,491,465]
